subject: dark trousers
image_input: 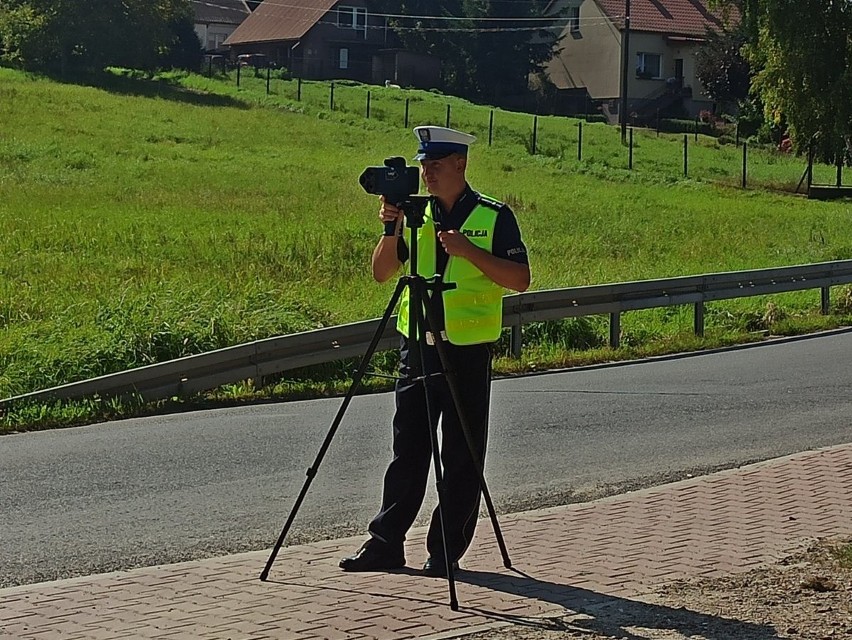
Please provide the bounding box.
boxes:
[368,339,492,562]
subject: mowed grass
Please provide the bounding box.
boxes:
[2,67,852,429]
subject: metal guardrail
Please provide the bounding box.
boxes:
[3,259,852,409]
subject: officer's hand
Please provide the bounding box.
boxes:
[379,196,403,235]
[437,229,475,258]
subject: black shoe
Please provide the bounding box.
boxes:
[421,556,460,578]
[339,539,405,572]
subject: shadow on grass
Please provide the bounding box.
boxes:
[456,567,782,640]
[50,70,250,110]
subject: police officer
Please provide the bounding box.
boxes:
[340,126,530,577]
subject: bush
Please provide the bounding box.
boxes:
[494,318,605,357]
[656,118,715,136]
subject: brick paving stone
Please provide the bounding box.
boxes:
[2,443,852,640]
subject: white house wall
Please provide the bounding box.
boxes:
[546,0,621,99]
[195,23,239,52]
[547,0,715,114]
[630,33,713,109]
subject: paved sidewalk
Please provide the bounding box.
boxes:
[2,443,852,640]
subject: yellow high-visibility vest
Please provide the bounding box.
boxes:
[396,200,503,345]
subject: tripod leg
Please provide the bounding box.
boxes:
[260,278,407,581]
[411,285,459,611]
[415,278,513,570]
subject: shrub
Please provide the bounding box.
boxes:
[656,118,715,136]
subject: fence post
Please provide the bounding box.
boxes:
[656,108,660,137]
[532,115,538,155]
[735,121,740,146]
[821,287,831,315]
[694,302,705,337]
[489,110,494,146]
[236,64,241,87]
[329,82,335,111]
[683,135,688,177]
[807,142,815,193]
[404,98,409,128]
[837,156,843,188]
[742,141,748,189]
[297,77,302,101]
[266,67,271,95]
[694,116,699,142]
[446,104,451,128]
[628,126,634,170]
[577,121,583,161]
[511,323,523,358]
[609,312,621,349]
[366,91,371,119]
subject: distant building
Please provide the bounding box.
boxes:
[192,0,253,54]
[224,0,441,88]
[544,0,735,120]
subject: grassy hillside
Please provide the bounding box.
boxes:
[1,67,851,429]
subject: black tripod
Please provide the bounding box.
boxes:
[259,196,512,610]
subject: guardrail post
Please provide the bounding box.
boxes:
[821,287,830,315]
[694,301,705,337]
[609,312,621,348]
[511,323,523,358]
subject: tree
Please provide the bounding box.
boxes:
[374,1,563,103]
[719,0,852,161]
[694,24,750,110]
[0,0,199,74]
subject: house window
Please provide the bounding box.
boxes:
[636,52,662,79]
[339,47,349,69]
[338,6,367,33]
[568,6,580,33]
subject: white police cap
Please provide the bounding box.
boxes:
[413,126,476,160]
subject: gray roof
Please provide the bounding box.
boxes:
[192,0,251,26]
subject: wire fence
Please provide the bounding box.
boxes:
[206,67,850,198]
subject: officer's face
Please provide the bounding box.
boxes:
[420,154,466,198]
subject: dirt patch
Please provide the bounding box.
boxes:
[459,537,852,640]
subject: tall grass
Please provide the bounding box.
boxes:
[2,67,852,427]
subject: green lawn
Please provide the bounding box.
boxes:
[2,67,851,430]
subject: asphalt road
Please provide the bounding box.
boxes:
[2,330,851,588]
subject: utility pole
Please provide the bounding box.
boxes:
[620,0,631,143]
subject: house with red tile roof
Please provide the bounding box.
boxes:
[544,0,736,121]
[224,0,440,88]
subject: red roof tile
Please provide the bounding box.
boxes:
[225,0,339,45]
[594,0,732,37]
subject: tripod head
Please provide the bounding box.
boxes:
[394,195,431,230]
